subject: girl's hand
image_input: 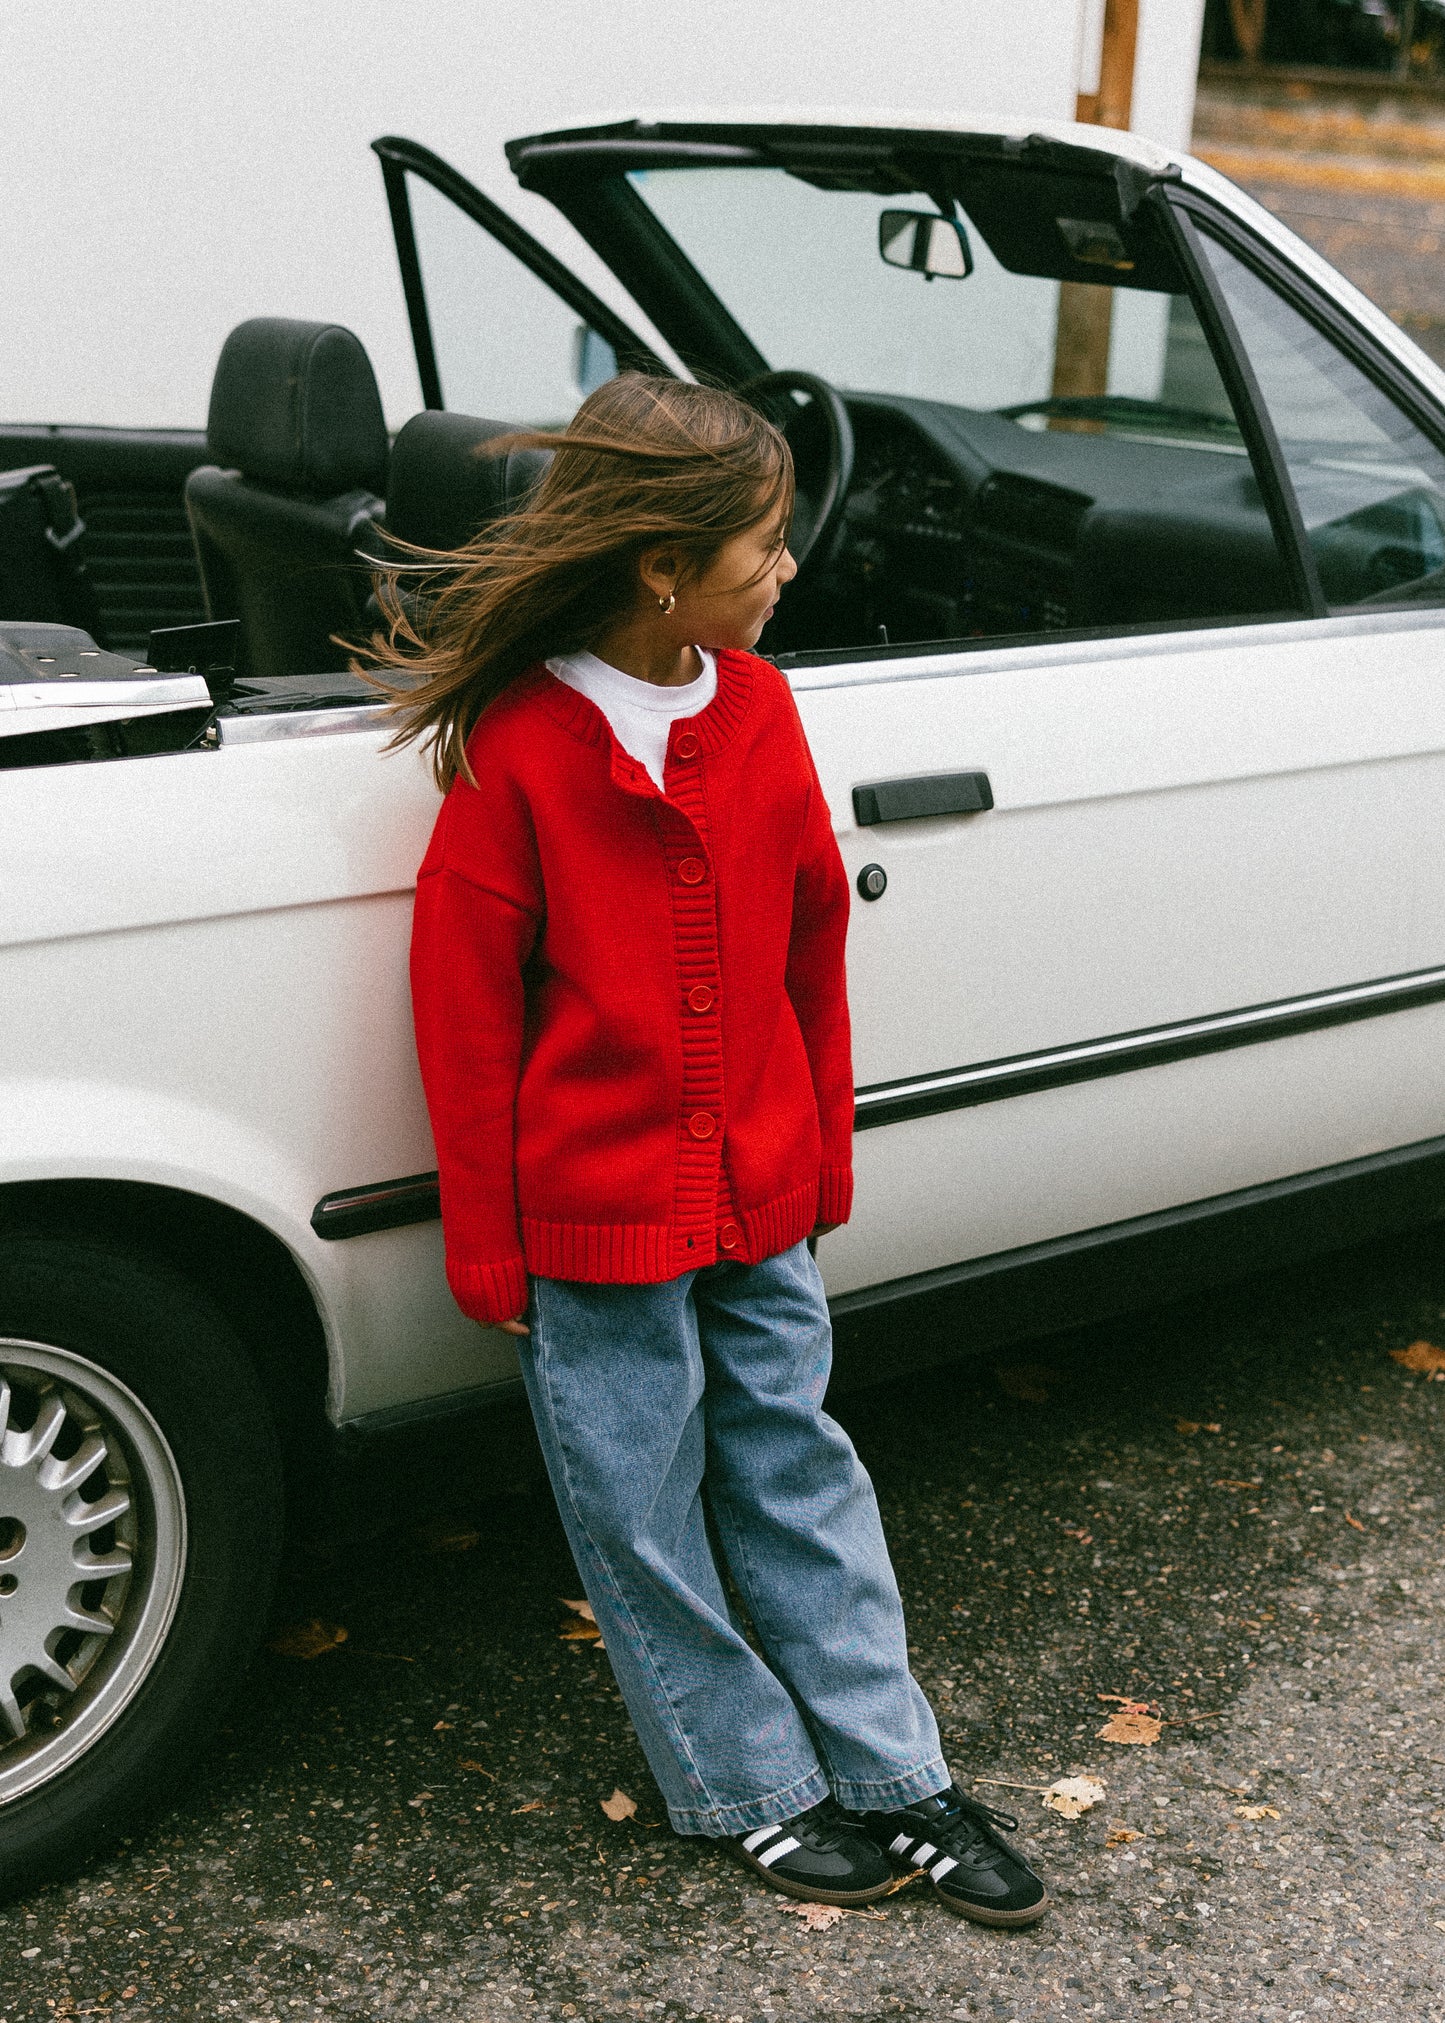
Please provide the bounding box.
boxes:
[498,1317,531,1336]
[811,1220,842,1238]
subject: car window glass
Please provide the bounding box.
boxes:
[1195,229,1445,609]
[625,167,1300,649]
[407,173,617,424]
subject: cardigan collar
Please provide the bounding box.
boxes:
[530,646,756,765]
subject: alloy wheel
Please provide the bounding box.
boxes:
[0,1339,186,1805]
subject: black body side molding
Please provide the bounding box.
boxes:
[312,1172,440,1240]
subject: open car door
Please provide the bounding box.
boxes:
[488,116,1445,1347]
[373,135,669,421]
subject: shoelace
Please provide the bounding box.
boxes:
[790,1798,852,1852]
[923,1793,1019,1868]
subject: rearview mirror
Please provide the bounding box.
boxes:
[878,209,973,280]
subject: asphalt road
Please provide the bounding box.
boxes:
[4,1219,1445,2022]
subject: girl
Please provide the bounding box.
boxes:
[373,374,1046,1925]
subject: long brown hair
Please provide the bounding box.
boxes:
[361,374,793,791]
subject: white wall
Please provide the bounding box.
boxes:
[0,0,1201,431]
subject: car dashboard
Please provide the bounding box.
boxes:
[787,393,1294,656]
[774,390,1445,661]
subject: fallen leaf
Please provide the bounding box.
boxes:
[267,1619,348,1660]
[1235,1804,1280,1821]
[1214,1479,1261,1491]
[883,1869,928,1894]
[414,1519,481,1553]
[457,1759,495,1777]
[779,1901,845,1929]
[559,1597,597,1622]
[1043,1775,1106,1818]
[995,1363,1054,1403]
[1097,1711,1163,1746]
[1390,1339,1445,1374]
[511,1799,547,1814]
[433,1720,453,1731]
[559,1619,604,1641]
[1105,1826,1142,1848]
[1175,1419,1200,1434]
[1203,1422,1222,1433]
[1344,1511,1367,1532]
[600,1788,637,1821]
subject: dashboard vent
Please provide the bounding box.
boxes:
[975,473,1091,554]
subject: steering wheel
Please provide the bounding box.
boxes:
[739,370,855,574]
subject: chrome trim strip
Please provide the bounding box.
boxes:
[315,965,1445,1238]
[0,674,210,720]
[219,704,386,747]
[854,961,1445,1130]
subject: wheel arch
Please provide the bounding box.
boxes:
[0,1179,332,1511]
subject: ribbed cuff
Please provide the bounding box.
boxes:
[446,1254,529,1328]
[816,1164,854,1226]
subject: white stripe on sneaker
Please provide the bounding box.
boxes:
[930,1855,959,1881]
[889,1833,915,1857]
[756,1835,801,1868]
[913,1841,939,1866]
[742,1826,780,1853]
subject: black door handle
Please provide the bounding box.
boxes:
[852,770,993,826]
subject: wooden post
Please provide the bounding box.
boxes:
[1053,0,1141,407]
[1081,0,1141,127]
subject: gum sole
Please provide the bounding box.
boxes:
[934,1885,1050,1927]
[733,1847,894,1905]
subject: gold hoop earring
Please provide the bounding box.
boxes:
[658,592,676,616]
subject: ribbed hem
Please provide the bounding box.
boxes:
[738,1180,819,1262]
[816,1164,854,1226]
[521,1218,671,1281]
[446,1254,529,1329]
[516,1179,823,1285]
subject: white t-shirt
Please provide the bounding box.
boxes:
[547,648,716,791]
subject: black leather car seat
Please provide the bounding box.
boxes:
[364,410,552,637]
[185,318,388,679]
[383,409,551,552]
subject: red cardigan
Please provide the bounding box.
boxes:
[409,647,854,1327]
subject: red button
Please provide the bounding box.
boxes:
[688,1112,716,1139]
[718,1221,742,1250]
[674,733,700,760]
[677,856,706,884]
[688,985,714,1013]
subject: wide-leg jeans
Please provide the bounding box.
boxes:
[517,1239,947,1836]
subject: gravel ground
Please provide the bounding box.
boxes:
[4,1221,1445,2020]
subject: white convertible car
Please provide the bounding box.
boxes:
[5,110,1445,1887]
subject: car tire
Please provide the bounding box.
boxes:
[0,1232,284,1896]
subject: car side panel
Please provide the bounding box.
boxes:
[0,729,516,1422]
[793,610,1445,1297]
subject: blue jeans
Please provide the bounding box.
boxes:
[517,1240,947,1836]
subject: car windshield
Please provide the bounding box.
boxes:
[626,165,1242,449]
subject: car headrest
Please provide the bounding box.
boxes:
[385,410,551,553]
[206,318,388,496]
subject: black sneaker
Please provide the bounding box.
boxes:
[863,1786,1049,1926]
[732,1797,894,1904]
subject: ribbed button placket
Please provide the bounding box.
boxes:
[656,759,726,1274]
